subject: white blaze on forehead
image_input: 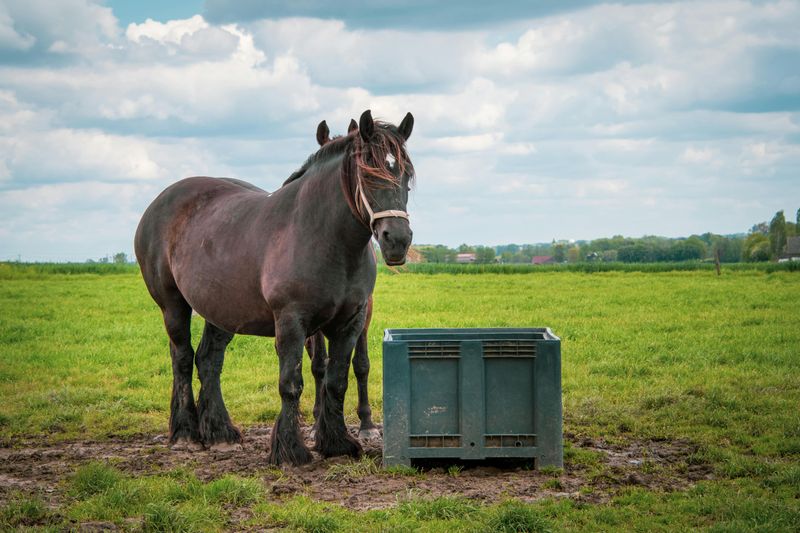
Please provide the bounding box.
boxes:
[386,153,396,166]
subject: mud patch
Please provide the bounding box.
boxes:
[0,426,712,511]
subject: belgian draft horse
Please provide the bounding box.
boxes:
[135,110,414,465]
[304,117,379,441]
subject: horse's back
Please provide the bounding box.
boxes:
[134,177,267,295]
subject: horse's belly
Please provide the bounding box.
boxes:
[174,271,275,336]
[192,301,275,336]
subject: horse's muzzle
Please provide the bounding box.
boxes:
[375,218,412,266]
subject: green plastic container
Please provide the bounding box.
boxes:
[382,328,562,468]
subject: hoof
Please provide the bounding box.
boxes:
[170,437,204,452]
[269,421,313,466]
[209,442,243,453]
[316,431,363,459]
[268,440,313,466]
[358,427,381,441]
[199,413,243,448]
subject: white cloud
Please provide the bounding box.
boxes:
[429,133,503,153]
[1,0,119,57]
[681,147,715,163]
[0,3,35,50]
[126,15,208,44]
[247,17,479,89]
[2,128,164,182]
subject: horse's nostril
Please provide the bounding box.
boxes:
[382,230,390,241]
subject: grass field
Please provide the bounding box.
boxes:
[1,265,799,531]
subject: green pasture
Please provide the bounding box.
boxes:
[1,265,799,531]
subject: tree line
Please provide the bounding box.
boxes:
[416,208,799,264]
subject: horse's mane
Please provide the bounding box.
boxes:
[282,134,347,186]
[282,123,414,189]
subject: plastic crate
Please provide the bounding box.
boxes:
[382,328,562,468]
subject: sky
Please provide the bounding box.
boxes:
[0,1,798,261]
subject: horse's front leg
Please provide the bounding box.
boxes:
[269,317,312,466]
[315,309,365,458]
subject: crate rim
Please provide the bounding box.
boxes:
[383,327,560,342]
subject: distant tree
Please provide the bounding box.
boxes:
[98,256,109,264]
[618,243,649,262]
[419,245,454,263]
[474,246,496,264]
[670,236,706,261]
[85,258,96,264]
[566,245,581,263]
[552,242,566,263]
[750,221,769,235]
[712,236,744,263]
[698,232,715,247]
[797,207,799,227]
[743,233,770,262]
[113,252,128,264]
[769,210,787,258]
[601,250,618,262]
[457,243,473,253]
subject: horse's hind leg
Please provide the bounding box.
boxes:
[305,331,328,430]
[196,321,242,451]
[353,329,379,440]
[162,295,202,450]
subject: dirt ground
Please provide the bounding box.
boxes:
[0,425,713,512]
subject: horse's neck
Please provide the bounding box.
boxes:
[296,158,372,255]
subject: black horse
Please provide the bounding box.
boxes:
[304,117,380,441]
[134,110,414,465]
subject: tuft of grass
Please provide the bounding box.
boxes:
[383,464,421,477]
[0,494,52,529]
[763,465,800,496]
[252,496,345,533]
[141,501,220,533]
[486,501,554,533]
[203,475,263,505]
[66,465,248,531]
[324,456,380,482]
[69,461,123,498]
[563,444,603,468]
[447,464,463,477]
[398,495,479,521]
[538,466,563,477]
[543,478,564,490]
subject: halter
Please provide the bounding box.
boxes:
[353,137,410,233]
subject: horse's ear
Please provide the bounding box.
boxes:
[398,112,414,140]
[348,118,358,134]
[359,109,375,142]
[316,120,330,146]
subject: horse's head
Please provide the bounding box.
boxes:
[352,109,415,266]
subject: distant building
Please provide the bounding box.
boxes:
[779,236,800,262]
[456,253,477,264]
[531,256,555,265]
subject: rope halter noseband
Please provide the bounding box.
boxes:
[353,136,410,233]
